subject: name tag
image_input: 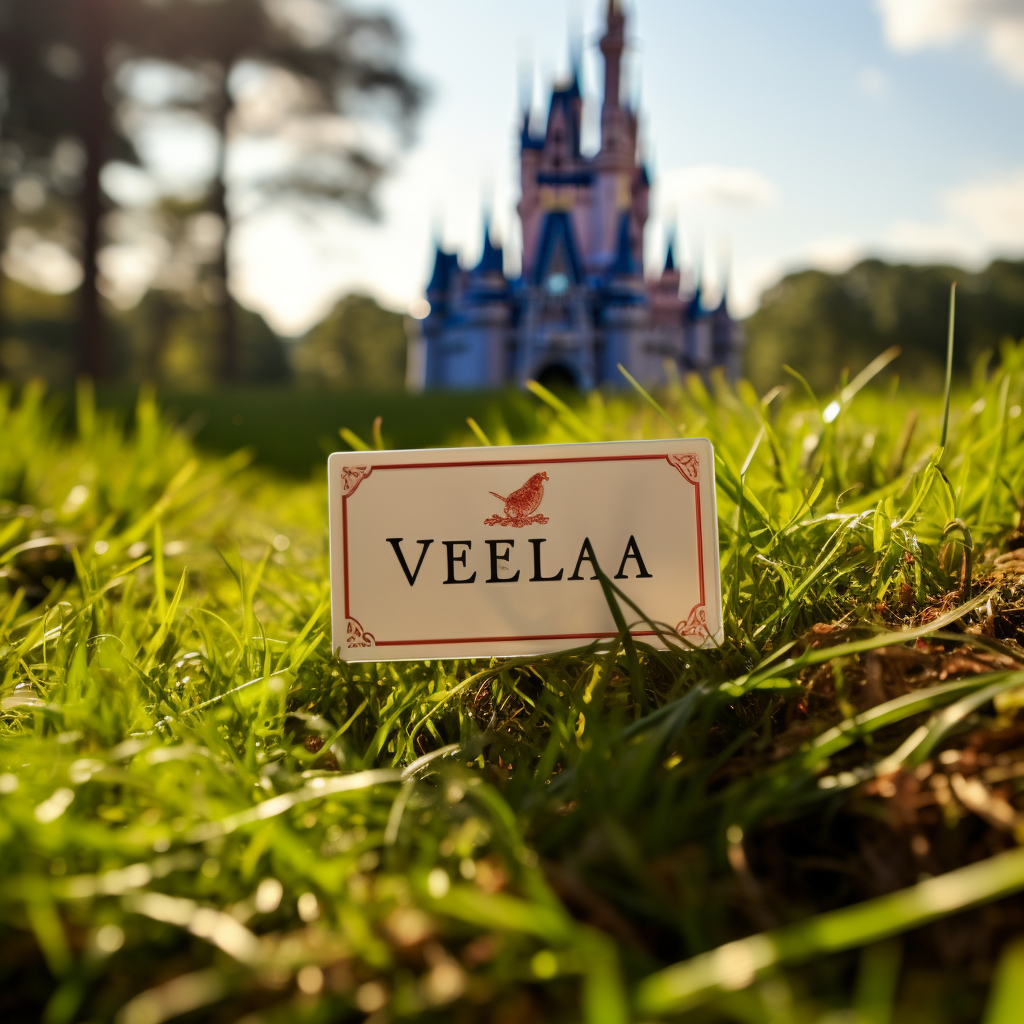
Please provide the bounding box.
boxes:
[328,439,722,661]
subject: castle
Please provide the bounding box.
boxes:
[415,1,743,391]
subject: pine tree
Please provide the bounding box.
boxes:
[124,0,422,382]
[0,0,138,379]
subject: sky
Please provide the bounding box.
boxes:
[15,0,1024,335]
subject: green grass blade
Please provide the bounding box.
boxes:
[635,845,1024,1015]
[941,281,956,450]
[617,363,684,435]
[983,937,1024,1024]
[466,417,493,445]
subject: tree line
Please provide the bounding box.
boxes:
[0,0,421,382]
[745,258,1024,394]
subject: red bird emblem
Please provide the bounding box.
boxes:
[484,472,550,527]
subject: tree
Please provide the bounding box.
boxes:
[123,0,423,382]
[295,292,406,389]
[0,0,81,375]
[76,0,112,380]
[0,0,139,379]
[745,258,1024,393]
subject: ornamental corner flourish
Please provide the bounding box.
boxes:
[346,617,375,648]
[341,465,373,497]
[667,452,700,484]
[676,603,708,640]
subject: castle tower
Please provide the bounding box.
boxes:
[598,211,649,382]
[592,0,648,271]
[517,110,544,282]
[710,282,745,380]
[651,233,683,327]
[598,0,627,165]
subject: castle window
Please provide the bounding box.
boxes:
[546,272,569,295]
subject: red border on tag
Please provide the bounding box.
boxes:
[341,454,705,648]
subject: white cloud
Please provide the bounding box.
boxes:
[803,167,1024,273]
[876,0,1024,81]
[805,236,867,272]
[881,167,1024,264]
[763,166,1024,306]
[884,218,987,263]
[658,164,780,210]
[943,168,1024,245]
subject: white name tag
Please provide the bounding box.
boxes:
[328,439,722,661]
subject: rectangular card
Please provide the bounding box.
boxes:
[328,439,722,662]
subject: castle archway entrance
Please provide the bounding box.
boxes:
[534,363,579,394]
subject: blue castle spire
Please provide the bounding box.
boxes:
[475,220,504,276]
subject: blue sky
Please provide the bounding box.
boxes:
[21,0,1024,334]
[268,0,1018,335]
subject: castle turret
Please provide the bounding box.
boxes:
[594,0,641,268]
[651,232,683,326]
[607,210,638,278]
[473,221,504,278]
[710,281,745,381]
[437,223,513,388]
[518,109,544,280]
[599,212,650,382]
[683,272,713,374]
[631,162,650,266]
[599,0,626,143]
[422,242,460,387]
[646,231,686,379]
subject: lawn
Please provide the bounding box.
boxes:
[85,387,545,477]
[4,351,1024,1024]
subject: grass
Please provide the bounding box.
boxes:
[4,344,1024,1023]
[83,387,545,477]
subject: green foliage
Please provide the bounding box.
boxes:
[746,258,1024,393]
[4,356,1024,1022]
[0,279,77,382]
[0,0,423,381]
[129,0,423,213]
[0,278,290,387]
[294,293,408,391]
[132,300,291,388]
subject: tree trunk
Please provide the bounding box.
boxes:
[77,0,110,380]
[0,200,7,379]
[211,71,239,383]
[145,289,175,382]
